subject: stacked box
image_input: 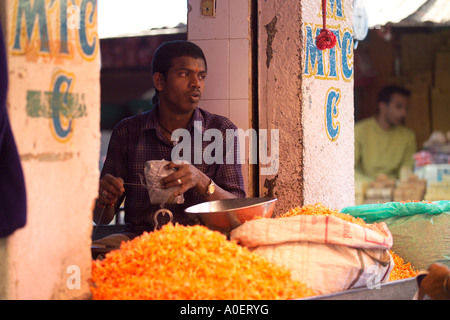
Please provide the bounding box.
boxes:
[424,176,450,201]
[434,51,450,88]
[431,88,450,133]
[393,175,427,202]
[364,175,396,204]
[404,81,431,150]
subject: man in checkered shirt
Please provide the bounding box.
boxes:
[93,41,245,249]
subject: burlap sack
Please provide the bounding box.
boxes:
[231,215,394,295]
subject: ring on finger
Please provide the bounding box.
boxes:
[102,190,108,198]
[177,178,182,185]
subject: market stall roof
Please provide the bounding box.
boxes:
[366,0,450,28]
[103,23,187,39]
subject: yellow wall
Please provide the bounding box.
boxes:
[0,0,100,299]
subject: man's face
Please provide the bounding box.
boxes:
[382,93,409,127]
[155,56,207,114]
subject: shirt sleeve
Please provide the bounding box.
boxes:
[100,121,129,210]
[214,118,246,198]
[214,163,246,198]
[101,123,128,180]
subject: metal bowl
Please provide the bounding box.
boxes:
[185,197,277,235]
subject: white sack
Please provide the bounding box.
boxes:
[231,215,394,295]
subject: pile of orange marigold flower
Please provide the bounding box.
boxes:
[91,223,316,300]
[389,251,418,281]
[278,203,388,236]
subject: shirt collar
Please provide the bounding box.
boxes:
[144,106,204,133]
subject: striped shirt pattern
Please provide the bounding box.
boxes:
[101,107,246,237]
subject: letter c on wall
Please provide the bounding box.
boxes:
[50,71,75,142]
[325,87,341,142]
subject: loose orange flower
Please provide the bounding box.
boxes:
[278,203,388,236]
[91,223,316,300]
[400,200,434,204]
[389,251,418,281]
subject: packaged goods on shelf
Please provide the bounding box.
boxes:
[364,174,396,204]
[424,176,450,201]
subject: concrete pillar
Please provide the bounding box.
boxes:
[0,0,100,299]
[258,0,355,213]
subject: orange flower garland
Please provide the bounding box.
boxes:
[91,223,316,300]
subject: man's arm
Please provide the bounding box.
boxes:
[93,175,125,225]
[93,204,116,225]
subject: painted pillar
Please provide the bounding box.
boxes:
[0,0,100,299]
[258,0,354,213]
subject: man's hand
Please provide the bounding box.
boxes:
[160,162,209,197]
[99,174,125,206]
[418,263,450,300]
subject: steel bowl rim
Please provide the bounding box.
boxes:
[185,197,278,215]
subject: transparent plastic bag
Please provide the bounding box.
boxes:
[140,160,185,205]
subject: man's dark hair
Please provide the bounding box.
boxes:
[376,85,411,105]
[151,40,207,78]
[151,40,207,107]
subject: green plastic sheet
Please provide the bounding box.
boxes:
[341,200,450,223]
[341,201,450,270]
